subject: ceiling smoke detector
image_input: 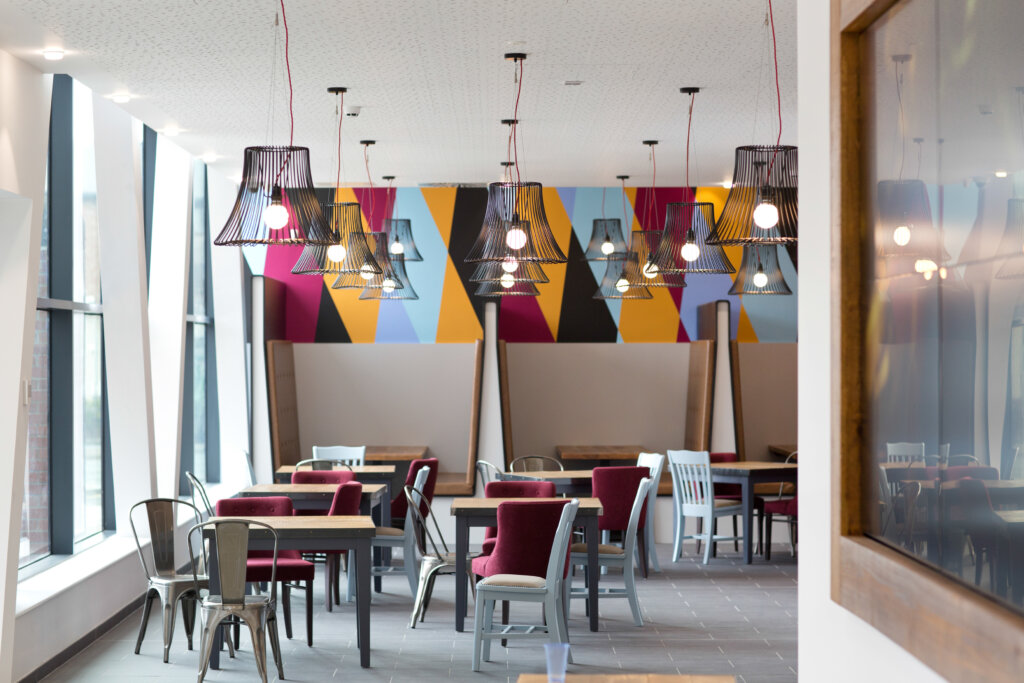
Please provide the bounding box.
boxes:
[344,105,362,117]
[564,80,583,86]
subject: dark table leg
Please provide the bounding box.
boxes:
[355,538,371,667]
[381,482,393,566]
[361,496,383,593]
[208,532,221,670]
[742,477,754,564]
[586,516,599,631]
[455,517,470,632]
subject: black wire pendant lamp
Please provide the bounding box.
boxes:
[624,230,686,288]
[650,88,734,275]
[381,176,423,261]
[996,199,1024,279]
[594,257,652,300]
[583,176,630,260]
[215,1,332,247]
[475,279,540,297]
[331,233,402,290]
[465,55,567,268]
[470,259,549,285]
[729,244,792,295]
[291,201,380,275]
[361,254,418,300]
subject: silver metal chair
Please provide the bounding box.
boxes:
[509,455,564,472]
[188,519,284,683]
[405,485,477,627]
[312,444,366,467]
[476,459,505,486]
[185,471,214,522]
[294,457,353,471]
[667,450,743,564]
[568,477,653,626]
[130,498,204,663]
[636,452,665,572]
[472,498,579,671]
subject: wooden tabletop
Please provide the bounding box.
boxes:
[505,469,595,480]
[557,445,645,460]
[516,675,735,683]
[995,510,1024,529]
[241,483,386,496]
[711,462,798,472]
[209,515,376,532]
[450,497,603,516]
[919,479,1024,491]
[276,464,395,475]
[365,446,427,461]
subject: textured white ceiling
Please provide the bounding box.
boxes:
[0,0,798,187]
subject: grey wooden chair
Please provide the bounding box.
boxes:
[636,452,666,572]
[312,444,366,467]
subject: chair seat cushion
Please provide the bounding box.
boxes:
[245,556,314,582]
[570,542,625,556]
[714,499,743,509]
[375,526,405,537]
[479,573,546,589]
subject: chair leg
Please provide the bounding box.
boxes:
[788,518,798,556]
[305,580,314,647]
[702,515,714,564]
[196,612,225,683]
[695,517,703,556]
[624,559,643,627]
[472,595,486,671]
[646,509,661,572]
[733,516,739,552]
[482,597,496,663]
[134,589,156,655]
[501,600,510,648]
[282,583,293,639]
[325,555,334,612]
[267,611,285,680]
[765,512,774,561]
[637,531,649,579]
[239,612,269,683]
[711,518,719,559]
[182,593,196,650]
[333,554,342,605]
[671,506,683,562]
[159,587,178,663]
[409,560,433,628]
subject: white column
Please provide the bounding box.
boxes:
[92,95,158,527]
[207,170,251,487]
[147,139,193,497]
[709,300,737,454]
[250,277,273,483]
[475,302,503,494]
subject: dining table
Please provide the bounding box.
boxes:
[710,461,798,564]
[502,469,594,496]
[556,445,646,464]
[203,515,376,668]
[449,496,604,633]
[274,463,395,484]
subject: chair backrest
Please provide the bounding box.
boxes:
[509,455,563,472]
[543,498,580,590]
[327,481,363,516]
[621,478,654,560]
[393,458,438,520]
[485,480,556,498]
[215,496,295,559]
[592,466,650,531]
[777,451,798,496]
[938,443,951,462]
[242,450,256,486]
[489,499,572,579]
[948,454,981,467]
[292,469,357,485]
[901,481,922,548]
[404,485,449,557]
[476,460,504,486]
[130,498,202,579]
[637,451,665,501]
[185,471,214,521]
[312,445,366,467]
[188,519,277,605]
[667,450,714,514]
[886,442,925,463]
[295,458,353,472]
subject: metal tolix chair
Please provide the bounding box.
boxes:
[294,457,354,472]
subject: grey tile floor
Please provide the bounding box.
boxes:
[43,543,797,683]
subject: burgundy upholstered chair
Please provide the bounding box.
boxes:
[291,469,356,516]
[592,466,650,576]
[391,458,439,526]
[214,496,316,646]
[480,480,557,556]
[763,495,798,561]
[322,482,362,611]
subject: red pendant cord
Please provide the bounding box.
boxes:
[335,91,343,193]
[512,59,523,186]
[647,146,657,229]
[272,0,295,187]
[685,93,695,191]
[364,145,374,228]
[621,177,629,228]
[765,0,782,179]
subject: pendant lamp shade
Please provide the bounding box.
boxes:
[707,145,798,245]
[291,201,380,275]
[465,182,567,263]
[875,179,946,259]
[594,257,652,300]
[383,218,423,261]
[215,146,333,246]
[474,279,540,297]
[331,233,401,290]
[361,254,418,300]
[583,218,628,260]
[470,259,549,284]
[729,244,792,295]
[996,199,1024,279]
[623,230,686,288]
[650,202,735,274]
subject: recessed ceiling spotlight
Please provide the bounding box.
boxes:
[721,179,733,188]
[108,92,133,104]
[161,125,182,137]
[564,80,583,86]
[42,48,65,61]
[201,152,220,164]
[995,170,1009,178]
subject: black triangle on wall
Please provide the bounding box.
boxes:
[556,230,618,342]
[315,283,351,343]
[446,186,489,326]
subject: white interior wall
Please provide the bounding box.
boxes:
[797,1,942,680]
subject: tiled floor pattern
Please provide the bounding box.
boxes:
[42,544,797,682]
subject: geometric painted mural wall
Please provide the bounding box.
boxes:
[248,185,798,344]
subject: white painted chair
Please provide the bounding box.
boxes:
[885,442,924,463]
[636,452,666,572]
[312,445,366,467]
[568,477,653,626]
[667,450,743,564]
[472,498,579,671]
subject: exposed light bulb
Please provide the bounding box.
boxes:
[923,270,934,281]
[262,186,288,230]
[680,241,700,262]
[938,267,948,280]
[753,266,768,288]
[506,225,528,250]
[600,240,615,255]
[914,258,938,274]
[753,201,779,229]
[721,179,733,189]
[390,241,405,255]
[382,278,397,293]
[327,244,347,262]
[615,278,630,293]
[42,48,65,61]
[995,171,1009,179]
[501,258,519,273]
[359,264,375,280]
[500,272,515,288]
[642,262,659,279]
[892,225,911,246]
